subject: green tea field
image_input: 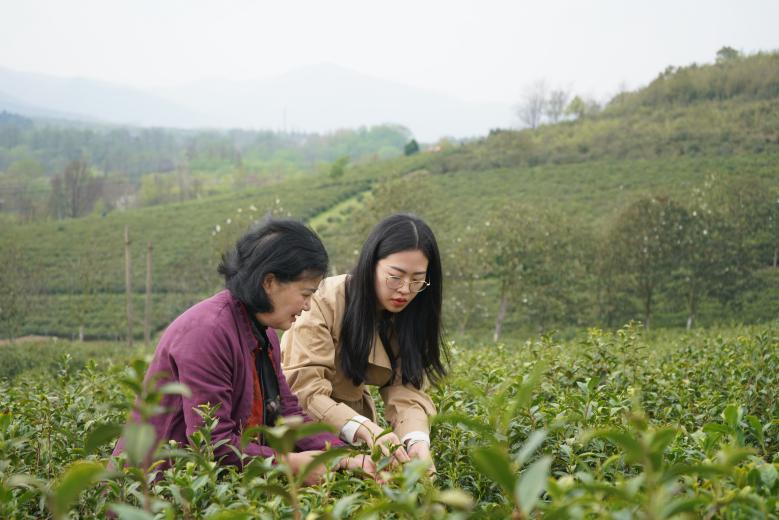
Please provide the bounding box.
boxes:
[1,324,776,518]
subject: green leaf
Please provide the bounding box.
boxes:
[240,426,261,450]
[649,427,678,454]
[435,489,474,510]
[7,474,48,493]
[510,363,546,417]
[719,446,754,466]
[594,429,644,464]
[757,463,777,489]
[158,382,192,398]
[296,447,349,485]
[433,412,495,440]
[205,510,252,520]
[471,445,517,497]
[0,412,11,431]
[332,493,360,519]
[659,496,706,519]
[109,504,156,520]
[666,463,731,480]
[702,423,730,435]
[52,461,105,519]
[746,415,765,447]
[122,422,157,466]
[514,429,547,468]
[515,455,551,516]
[242,456,272,482]
[722,404,740,428]
[85,423,122,454]
[260,418,336,454]
[255,484,292,502]
[356,500,417,518]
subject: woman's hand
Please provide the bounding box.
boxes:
[354,420,410,466]
[339,454,377,478]
[407,441,437,475]
[281,450,327,486]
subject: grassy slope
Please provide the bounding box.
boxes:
[3,53,779,338]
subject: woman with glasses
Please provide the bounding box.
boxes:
[281,213,447,468]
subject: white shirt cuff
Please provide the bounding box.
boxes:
[340,415,371,445]
[401,431,430,447]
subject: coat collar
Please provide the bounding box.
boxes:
[225,290,279,354]
[368,331,393,370]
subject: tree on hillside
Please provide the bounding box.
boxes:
[716,46,741,64]
[517,80,547,129]
[58,157,103,218]
[175,156,193,202]
[47,175,66,219]
[594,229,636,328]
[565,96,601,120]
[607,195,686,330]
[444,224,490,334]
[138,173,175,206]
[546,88,571,123]
[329,155,349,178]
[2,156,45,222]
[404,139,420,156]
[669,197,737,329]
[485,203,585,339]
[713,177,779,270]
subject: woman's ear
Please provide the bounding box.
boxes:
[262,273,276,292]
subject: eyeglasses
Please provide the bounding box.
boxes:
[385,275,430,293]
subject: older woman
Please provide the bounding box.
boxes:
[113,219,373,482]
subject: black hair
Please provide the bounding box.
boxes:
[217,218,328,313]
[340,213,447,389]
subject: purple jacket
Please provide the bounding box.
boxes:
[113,290,343,467]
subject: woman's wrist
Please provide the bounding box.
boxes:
[355,420,380,442]
[405,438,430,449]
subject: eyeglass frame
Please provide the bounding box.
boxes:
[384,275,431,293]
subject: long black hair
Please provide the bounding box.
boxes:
[340,213,447,388]
[217,218,328,313]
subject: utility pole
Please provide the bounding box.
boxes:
[124,226,133,348]
[144,241,153,346]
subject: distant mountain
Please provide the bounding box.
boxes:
[0,67,214,128]
[156,64,514,141]
[0,89,94,121]
[0,64,514,141]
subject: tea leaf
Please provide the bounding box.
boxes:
[515,455,552,516]
[122,422,157,466]
[52,461,105,519]
[109,504,156,520]
[84,423,122,454]
[514,429,547,468]
[471,445,516,496]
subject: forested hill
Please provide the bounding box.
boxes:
[0,117,413,180]
[405,49,779,176]
[0,119,413,221]
[1,50,778,341]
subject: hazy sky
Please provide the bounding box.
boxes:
[2,0,778,104]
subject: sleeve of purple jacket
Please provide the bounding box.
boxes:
[170,323,276,468]
[269,329,344,452]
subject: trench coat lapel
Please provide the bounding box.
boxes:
[368,331,392,370]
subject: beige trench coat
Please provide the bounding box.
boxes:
[280,274,436,440]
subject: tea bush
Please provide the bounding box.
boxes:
[0,325,777,518]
